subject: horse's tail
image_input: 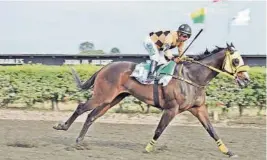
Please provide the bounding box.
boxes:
[71,67,99,90]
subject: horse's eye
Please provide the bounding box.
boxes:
[232,58,239,66]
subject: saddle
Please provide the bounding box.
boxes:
[130,60,178,86]
[130,60,180,108]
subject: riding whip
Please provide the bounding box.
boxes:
[179,28,203,58]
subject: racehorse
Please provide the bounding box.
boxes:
[53,43,250,157]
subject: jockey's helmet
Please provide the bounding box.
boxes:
[178,24,192,38]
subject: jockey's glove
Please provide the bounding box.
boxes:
[165,50,174,60]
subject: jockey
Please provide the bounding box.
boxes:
[144,24,192,79]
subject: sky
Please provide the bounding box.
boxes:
[0,0,266,55]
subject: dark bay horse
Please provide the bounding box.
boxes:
[53,43,250,157]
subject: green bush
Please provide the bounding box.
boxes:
[0,64,100,107]
[0,64,265,115]
[206,67,266,115]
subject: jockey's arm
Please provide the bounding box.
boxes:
[164,50,173,60]
[177,42,184,57]
[162,34,174,59]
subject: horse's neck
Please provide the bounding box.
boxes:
[183,51,225,86]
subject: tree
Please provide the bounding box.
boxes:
[110,47,120,54]
[79,41,95,52]
[79,50,105,55]
[78,41,104,54]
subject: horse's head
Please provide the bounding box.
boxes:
[222,43,250,87]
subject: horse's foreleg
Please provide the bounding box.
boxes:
[145,107,178,152]
[188,106,237,157]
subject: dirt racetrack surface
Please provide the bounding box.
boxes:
[0,118,265,160]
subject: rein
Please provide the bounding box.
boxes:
[168,56,245,88]
[191,59,235,79]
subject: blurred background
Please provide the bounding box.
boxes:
[0,1,265,160]
[0,0,266,116]
[0,1,266,55]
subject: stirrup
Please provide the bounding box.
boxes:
[146,60,157,80]
[147,73,156,80]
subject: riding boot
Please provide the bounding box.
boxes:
[147,60,158,80]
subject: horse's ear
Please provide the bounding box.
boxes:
[226,43,230,49]
[230,42,235,48]
[204,48,209,54]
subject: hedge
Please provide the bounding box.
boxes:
[0,64,100,107]
[206,66,266,115]
[0,65,265,113]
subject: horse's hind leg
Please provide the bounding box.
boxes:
[76,93,129,143]
[53,97,105,131]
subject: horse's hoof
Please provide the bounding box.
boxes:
[53,123,68,131]
[144,145,155,153]
[143,148,153,153]
[229,154,238,158]
[76,137,84,144]
[227,151,238,158]
[142,150,150,154]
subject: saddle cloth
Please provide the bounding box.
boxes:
[130,60,177,86]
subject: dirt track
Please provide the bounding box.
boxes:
[0,118,265,160]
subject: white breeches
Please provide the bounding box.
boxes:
[143,36,167,65]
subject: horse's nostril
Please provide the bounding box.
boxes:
[243,78,252,84]
[245,77,251,82]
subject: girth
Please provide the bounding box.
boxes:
[153,79,160,108]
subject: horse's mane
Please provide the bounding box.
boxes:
[192,46,225,61]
